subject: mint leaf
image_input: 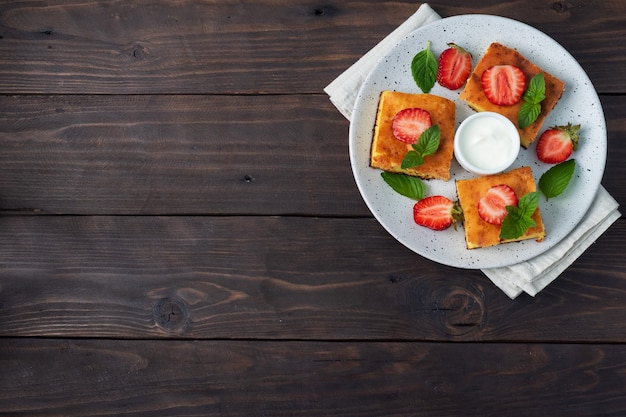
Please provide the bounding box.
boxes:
[401,125,440,169]
[500,208,537,240]
[518,102,541,129]
[499,191,540,240]
[518,191,541,218]
[413,125,440,157]
[381,172,426,200]
[539,159,576,199]
[518,73,545,128]
[411,41,437,93]
[523,73,546,104]
[401,151,424,169]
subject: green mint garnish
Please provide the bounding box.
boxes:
[539,159,576,200]
[518,102,541,129]
[499,191,540,240]
[401,125,440,169]
[381,172,426,200]
[518,73,545,129]
[411,41,437,93]
[523,72,546,103]
[401,151,425,169]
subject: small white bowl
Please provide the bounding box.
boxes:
[454,112,520,176]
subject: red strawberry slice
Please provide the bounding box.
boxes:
[536,123,581,164]
[478,184,518,225]
[392,107,432,144]
[481,65,526,106]
[413,196,463,231]
[437,43,472,90]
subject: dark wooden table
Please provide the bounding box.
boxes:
[1,1,625,415]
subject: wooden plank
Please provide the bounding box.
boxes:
[0,0,624,94]
[0,215,624,341]
[604,94,626,202]
[0,0,416,94]
[0,94,623,215]
[1,338,625,416]
[0,94,365,215]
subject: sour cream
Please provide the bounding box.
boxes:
[454,112,520,175]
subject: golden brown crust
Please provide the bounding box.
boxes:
[456,166,546,249]
[459,42,565,148]
[370,91,455,181]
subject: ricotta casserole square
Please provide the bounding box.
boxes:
[459,42,565,148]
[456,166,546,249]
[370,91,456,181]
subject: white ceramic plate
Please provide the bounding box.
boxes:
[349,14,606,269]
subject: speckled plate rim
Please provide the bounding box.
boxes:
[349,14,607,269]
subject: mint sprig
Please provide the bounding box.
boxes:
[381,172,426,200]
[401,125,440,169]
[539,159,576,200]
[518,73,545,129]
[411,41,437,93]
[499,191,540,240]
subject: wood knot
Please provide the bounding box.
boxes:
[427,285,486,337]
[133,45,147,60]
[311,6,336,17]
[552,1,570,13]
[153,297,189,333]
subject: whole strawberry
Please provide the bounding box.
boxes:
[535,123,581,164]
[413,196,463,231]
[437,43,472,90]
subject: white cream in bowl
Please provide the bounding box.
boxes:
[454,112,520,176]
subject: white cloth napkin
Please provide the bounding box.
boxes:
[324,3,621,298]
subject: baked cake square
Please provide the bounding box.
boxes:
[456,166,546,249]
[459,42,565,148]
[370,91,456,181]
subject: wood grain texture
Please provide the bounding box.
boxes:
[1,339,625,417]
[0,94,623,215]
[0,94,364,215]
[0,0,624,94]
[0,0,415,94]
[0,215,624,341]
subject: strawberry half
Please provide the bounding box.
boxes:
[481,65,526,106]
[413,196,463,231]
[437,43,472,90]
[392,107,432,144]
[535,123,581,164]
[478,184,518,225]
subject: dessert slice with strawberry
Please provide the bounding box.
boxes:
[456,166,545,249]
[371,91,456,181]
[391,107,432,144]
[413,195,463,231]
[535,123,581,164]
[481,65,526,106]
[437,43,472,90]
[477,184,518,225]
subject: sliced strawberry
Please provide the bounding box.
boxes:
[392,107,432,144]
[437,43,472,90]
[481,65,526,106]
[478,184,518,225]
[536,123,581,164]
[413,196,463,231]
